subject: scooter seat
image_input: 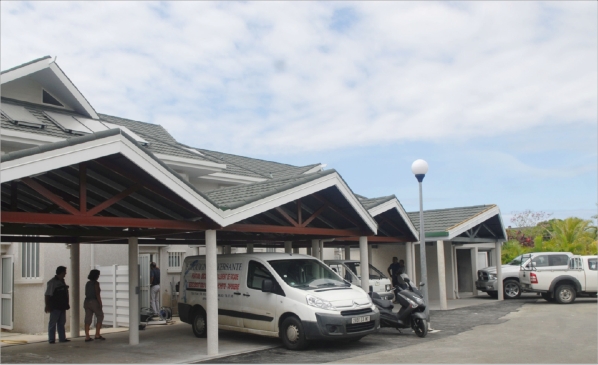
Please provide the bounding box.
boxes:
[373,297,394,310]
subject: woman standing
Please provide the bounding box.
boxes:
[84,269,105,341]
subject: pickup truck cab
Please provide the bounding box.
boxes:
[519,255,598,304]
[325,260,394,300]
[476,252,573,299]
[178,253,380,350]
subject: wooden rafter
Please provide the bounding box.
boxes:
[297,199,302,226]
[86,183,141,216]
[312,193,360,228]
[221,223,364,237]
[79,162,87,214]
[301,204,327,227]
[21,177,80,215]
[378,217,408,237]
[275,207,299,227]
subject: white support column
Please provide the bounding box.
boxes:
[311,239,320,258]
[436,240,448,310]
[319,240,324,260]
[246,244,253,253]
[206,230,218,356]
[344,246,351,260]
[496,241,504,301]
[70,244,80,338]
[128,237,139,345]
[367,244,373,268]
[405,242,413,280]
[449,245,456,300]
[359,236,369,293]
[453,245,460,299]
[284,241,292,254]
[471,247,478,296]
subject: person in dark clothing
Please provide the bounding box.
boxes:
[387,257,402,285]
[45,266,70,344]
[150,262,161,314]
[84,269,105,342]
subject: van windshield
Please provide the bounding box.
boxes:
[344,262,387,280]
[269,259,347,289]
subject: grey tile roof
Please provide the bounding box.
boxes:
[357,195,395,210]
[1,56,51,75]
[205,169,337,210]
[407,205,496,234]
[99,113,178,144]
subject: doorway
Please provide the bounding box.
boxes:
[1,255,14,330]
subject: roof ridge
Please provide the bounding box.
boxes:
[445,205,497,231]
[1,56,51,75]
[193,146,302,169]
[407,204,495,215]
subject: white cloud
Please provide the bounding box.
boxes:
[1,1,596,155]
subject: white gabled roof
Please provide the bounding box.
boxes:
[367,198,419,240]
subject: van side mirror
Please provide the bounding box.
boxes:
[262,279,274,293]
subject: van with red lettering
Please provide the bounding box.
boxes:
[178,253,380,350]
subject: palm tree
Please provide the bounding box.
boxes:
[545,218,598,255]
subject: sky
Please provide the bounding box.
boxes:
[1,1,597,225]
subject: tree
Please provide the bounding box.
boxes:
[544,218,598,255]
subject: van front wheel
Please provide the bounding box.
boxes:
[192,311,207,338]
[280,317,308,350]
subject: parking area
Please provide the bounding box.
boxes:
[2,296,596,364]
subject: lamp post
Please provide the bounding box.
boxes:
[412,159,430,321]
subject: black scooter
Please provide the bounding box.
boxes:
[369,275,428,338]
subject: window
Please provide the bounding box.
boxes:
[247,260,275,290]
[21,242,40,279]
[167,251,185,273]
[531,255,549,267]
[42,89,64,107]
[548,255,569,266]
[588,259,597,271]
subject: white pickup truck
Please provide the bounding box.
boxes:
[519,255,598,304]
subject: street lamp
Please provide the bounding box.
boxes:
[411,159,430,322]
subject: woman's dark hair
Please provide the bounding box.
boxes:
[88,269,100,281]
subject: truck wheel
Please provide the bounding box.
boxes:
[503,280,521,299]
[412,318,428,338]
[541,292,555,302]
[192,310,207,338]
[487,291,498,299]
[555,284,576,304]
[280,317,308,350]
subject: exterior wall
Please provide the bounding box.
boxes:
[2,78,45,105]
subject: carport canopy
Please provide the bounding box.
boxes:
[0,129,379,355]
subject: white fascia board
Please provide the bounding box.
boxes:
[1,58,51,84]
[1,128,65,145]
[368,199,419,240]
[154,153,226,172]
[48,63,99,120]
[219,172,378,233]
[1,134,123,183]
[302,164,326,174]
[198,172,267,184]
[446,206,503,241]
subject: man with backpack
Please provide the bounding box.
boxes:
[44,266,70,344]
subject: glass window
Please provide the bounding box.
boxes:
[508,255,523,266]
[247,260,275,290]
[588,259,597,271]
[531,255,549,267]
[167,251,185,273]
[269,259,345,289]
[548,255,569,266]
[344,262,387,280]
[21,242,40,279]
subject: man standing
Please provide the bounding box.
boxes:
[45,266,70,344]
[150,262,160,315]
[387,257,402,286]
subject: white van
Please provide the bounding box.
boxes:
[325,260,394,300]
[178,253,380,350]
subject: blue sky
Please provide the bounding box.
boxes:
[1,1,596,224]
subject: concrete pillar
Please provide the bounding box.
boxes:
[344,246,351,260]
[453,245,460,299]
[223,245,231,255]
[405,242,413,280]
[70,244,80,338]
[293,247,299,254]
[284,241,292,254]
[496,241,504,301]
[359,236,369,293]
[319,240,324,260]
[128,237,139,345]
[471,247,478,295]
[246,244,253,253]
[206,230,218,356]
[450,244,457,299]
[436,241,447,310]
[306,247,312,256]
[367,244,373,268]
[311,239,319,259]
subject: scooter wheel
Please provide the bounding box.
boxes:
[413,318,428,338]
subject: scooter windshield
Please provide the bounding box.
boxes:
[269,259,348,289]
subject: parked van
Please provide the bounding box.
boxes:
[178,253,380,350]
[325,260,394,300]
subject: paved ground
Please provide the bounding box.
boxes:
[198,296,545,364]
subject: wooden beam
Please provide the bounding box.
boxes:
[297,199,302,226]
[274,207,299,227]
[301,204,327,227]
[334,236,409,243]
[10,181,18,210]
[79,163,87,214]
[1,211,209,231]
[312,193,361,228]
[86,184,141,216]
[378,217,408,237]
[221,223,363,237]
[21,177,80,216]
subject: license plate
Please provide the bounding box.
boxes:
[352,316,370,324]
